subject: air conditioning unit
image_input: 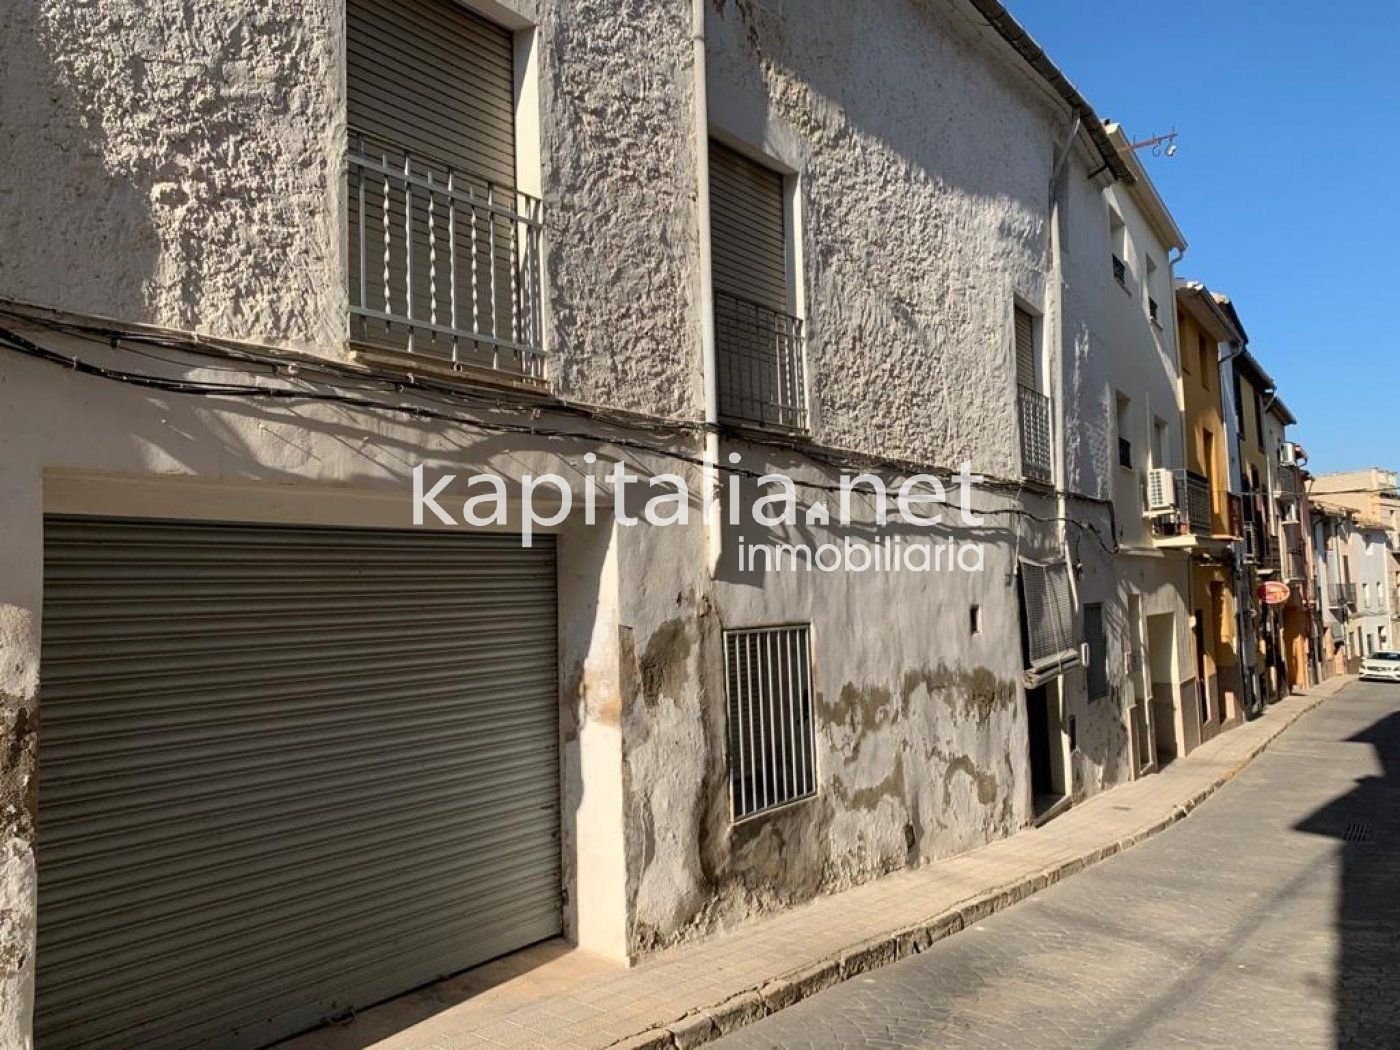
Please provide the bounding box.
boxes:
[1146,468,1177,513]
[1279,442,1297,467]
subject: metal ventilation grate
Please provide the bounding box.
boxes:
[725,625,817,820]
[1343,821,1374,843]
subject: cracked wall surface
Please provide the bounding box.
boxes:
[0,0,1158,1023]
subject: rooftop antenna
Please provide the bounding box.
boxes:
[1122,129,1179,157]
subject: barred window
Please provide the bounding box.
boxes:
[1020,560,1077,670]
[725,625,816,820]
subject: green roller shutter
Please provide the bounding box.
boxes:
[36,517,560,1050]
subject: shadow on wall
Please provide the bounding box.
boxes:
[0,1,160,317]
[1294,708,1400,1049]
[0,2,340,345]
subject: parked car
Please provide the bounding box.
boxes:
[1359,651,1400,681]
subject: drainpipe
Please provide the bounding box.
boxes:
[1048,118,1077,568]
[693,0,721,575]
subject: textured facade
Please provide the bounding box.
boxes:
[0,1,1208,1045]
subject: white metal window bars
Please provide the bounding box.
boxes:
[725,625,817,821]
[1016,384,1053,484]
[715,290,808,431]
[348,132,546,378]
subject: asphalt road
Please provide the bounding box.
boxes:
[715,679,1400,1050]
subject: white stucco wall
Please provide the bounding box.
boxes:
[0,0,1154,1037]
[705,0,1067,475]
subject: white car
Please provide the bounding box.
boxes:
[1360,651,1400,681]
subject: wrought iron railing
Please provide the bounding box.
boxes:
[1017,384,1053,484]
[714,291,807,430]
[1331,582,1358,609]
[1173,469,1211,535]
[347,132,545,377]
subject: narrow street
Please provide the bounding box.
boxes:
[716,681,1400,1050]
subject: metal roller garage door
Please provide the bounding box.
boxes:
[36,517,561,1050]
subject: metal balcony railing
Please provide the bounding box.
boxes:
[347,133,545,377]
[715,291,807,431]
[1331,582,1358,610]
[1173,469,1212,536]
[1017,384,1054,485]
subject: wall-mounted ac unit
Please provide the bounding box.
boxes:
[1146,468,1177,513]
[1279,442,1298,467]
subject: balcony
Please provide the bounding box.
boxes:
[347,133,545,378]
[1017,384,1054,485]
[715,291,807,431]
[1331,582,1358,610]
[1173,469,1212,536]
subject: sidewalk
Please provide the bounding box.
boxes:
[282,676,1355,1050]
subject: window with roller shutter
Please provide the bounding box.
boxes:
[346,0,545,376]
[1014,306,1053,484]
[1019,560,1079,673]
[709,141,807,430]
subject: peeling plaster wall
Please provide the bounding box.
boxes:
[0,324,711,1031]
[0,0,1154,1023]
[616,443,1032,953]
[1059,151,1114,503]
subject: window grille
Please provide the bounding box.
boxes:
[725,625,816,820]
[1017,384,1053,484]
[1020,561,1077,669]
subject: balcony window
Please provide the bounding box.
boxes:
[1020,561,1077,671]
[346,0,544,378]
[1145,255,1160,325]
[710,142,806,430]
[1109,208,1128,289]
[1174,469,1212,535]
[1115,393,1132,469]
[1015,306,1052,484]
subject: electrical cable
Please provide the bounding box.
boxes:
[0,317,1120,554]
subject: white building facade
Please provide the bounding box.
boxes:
[0,1,1174,1047]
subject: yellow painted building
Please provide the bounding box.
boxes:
[1174,284,1243,750]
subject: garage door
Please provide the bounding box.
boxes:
[36,517,561,1049]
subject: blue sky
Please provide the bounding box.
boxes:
[1006,0,1400,475]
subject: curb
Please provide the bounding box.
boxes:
[607,676,1351,1050]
